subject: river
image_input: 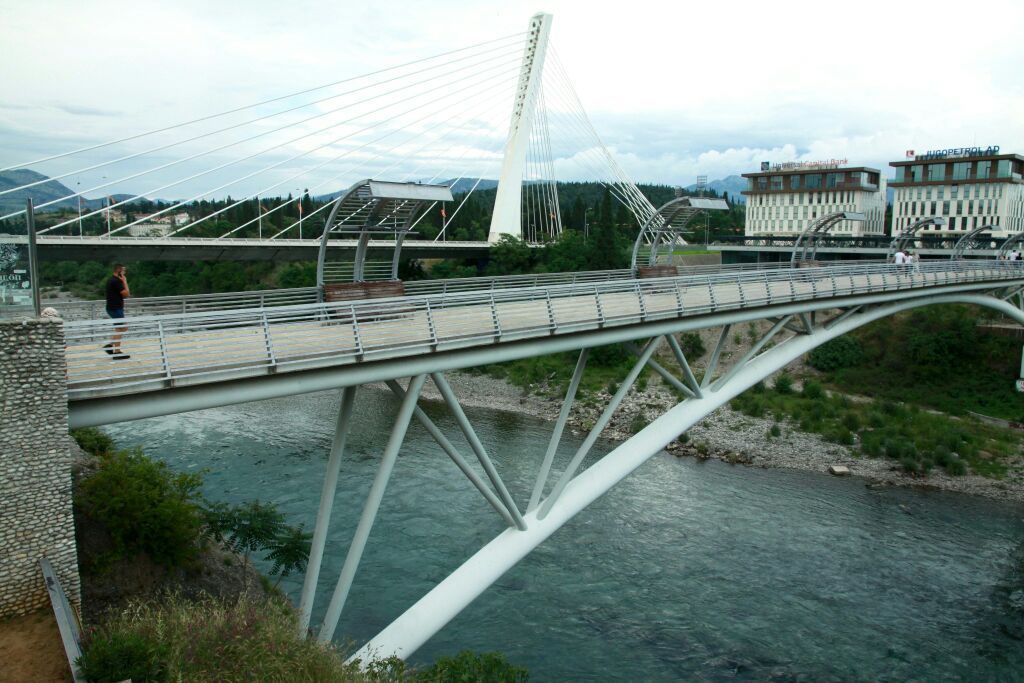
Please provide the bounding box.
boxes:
[103,388,1024,681]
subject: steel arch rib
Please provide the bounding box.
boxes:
[353,292,1024,662]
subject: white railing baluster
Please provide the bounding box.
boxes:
[157,321,172,380]
[261,311,276,368]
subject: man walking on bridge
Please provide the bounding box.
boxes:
[104,263,130,360]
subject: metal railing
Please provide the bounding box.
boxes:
[56,259,897,320]
[63,260,1024,398]
[56,287,321,321]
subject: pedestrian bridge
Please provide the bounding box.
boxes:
[65,259,1024,428]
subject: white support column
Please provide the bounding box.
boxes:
[318,375,427,643]
[488,12,554,243]
[297,385,358,634]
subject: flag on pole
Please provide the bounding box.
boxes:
[297,199,303,218]
[440,206,447,220]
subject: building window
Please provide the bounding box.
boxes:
[790,176,801,190]
[951,185,959,198]
[757,177,768,190]
[927,164,945,181]
[952,162,971,180]
[997,160,1011,178]
[911,165,924,182]
[826,173,843,188]
[770,176,783,190]
[805,174,822,189]
[977,161,991,179]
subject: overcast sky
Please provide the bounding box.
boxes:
[2,0,1023,200]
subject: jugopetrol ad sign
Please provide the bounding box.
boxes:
[0,239,34,314]
[918,146,1000,160]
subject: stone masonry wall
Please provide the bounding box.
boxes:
[0,318,80,618]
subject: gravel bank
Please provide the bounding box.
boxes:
[407,370,1024,506]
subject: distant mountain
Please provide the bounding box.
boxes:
[0,169,143,215]
[441,178,498,194]
[314,177,499,203]
[684,175,748,203]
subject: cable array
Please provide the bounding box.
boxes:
[3,33,526,240]
[2,29,658,247]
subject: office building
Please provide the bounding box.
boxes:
[742,162,886,237]
[889,150,1024,236]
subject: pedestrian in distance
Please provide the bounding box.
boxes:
[893,250,907,267]
[104,263,130,359]
[908,250,920,273]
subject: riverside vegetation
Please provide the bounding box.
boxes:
[70,429,529,682]
[477,303,1024,483]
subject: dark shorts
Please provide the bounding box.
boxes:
[106,308,125,319]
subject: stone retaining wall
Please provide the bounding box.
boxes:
[0,318,80,618]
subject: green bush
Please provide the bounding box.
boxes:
[78,631,169,683]
[808,336,864,371]
[83,593,376,682]
[677,332,706,360]
[72,428,115,457]
[78,449,206,568]
[801,381,824,400]
[773,373,794,394]
[769,424,782,438]
[416,651,529,683]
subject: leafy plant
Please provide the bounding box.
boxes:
[265,523,313,588]
[773,373,794,394]
[71,427,115,457]
[808,336,864,371]
[415,650,529,682]
[77,631,169,683]
[78,449,205,568]
[677,332,706,360]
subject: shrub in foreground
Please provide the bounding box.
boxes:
[78,449,206,568]
[77,631,169,683]
[416,650,529,682]
[72,427,116,457]
[79,593,371,683]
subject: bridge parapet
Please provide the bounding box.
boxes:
[62,260,1024,411]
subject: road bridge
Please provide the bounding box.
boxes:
[34,235,494,262]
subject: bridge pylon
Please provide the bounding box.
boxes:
[488,12,554,244]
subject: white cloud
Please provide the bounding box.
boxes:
[1,0,1021,198]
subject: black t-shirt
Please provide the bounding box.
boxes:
[105,275,125,309]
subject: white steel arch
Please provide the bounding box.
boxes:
[354,291,1024,661]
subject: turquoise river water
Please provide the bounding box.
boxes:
[104,389,1024,681]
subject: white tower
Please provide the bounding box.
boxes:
[488,12,554,243]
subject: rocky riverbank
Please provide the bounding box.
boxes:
[396,369,1024,506]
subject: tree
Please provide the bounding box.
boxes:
[486,234,533,275]
[265,523,312,587]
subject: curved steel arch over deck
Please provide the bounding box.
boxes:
[951,224,1000,259]
[317,179,453,284]
[790,211,866,264]
[996,231,1024,259]
[887,216,945,260]
[630,196,729,269]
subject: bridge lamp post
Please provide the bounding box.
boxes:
[76,179,83,236]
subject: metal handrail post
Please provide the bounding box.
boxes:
[157,321,172,380]
[261,311,276,368]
